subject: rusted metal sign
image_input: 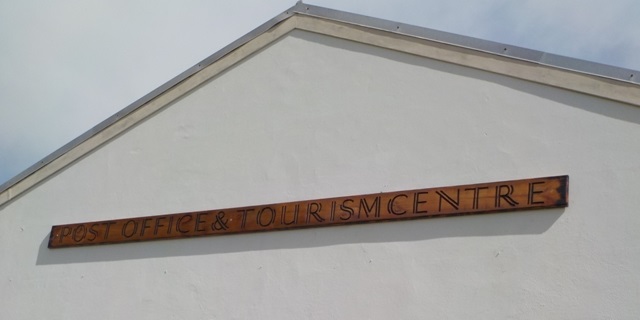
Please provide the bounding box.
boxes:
[48,175,568,248]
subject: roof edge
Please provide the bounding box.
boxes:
[294,3,639,84]
[0,3,300,201]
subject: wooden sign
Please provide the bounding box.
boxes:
[48,175,568,248]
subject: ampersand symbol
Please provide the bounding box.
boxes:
[212,211,229,231]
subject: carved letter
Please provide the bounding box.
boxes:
[238,209,254,229]
[154,217,166,236]
[121,220,138,238]
[436,189,460,211]
[87,224,99,241]
[139,218,153,236]
[339,199,355,221]
[528,182,545,205]
[176,215,192,234]
[59,226,72,243]
[257,207,276,227]
[413,192,429,214]
[72,225,87,242]
[195,213,208,232]
[464,187,488,209]
[281,205,299,225]
[359,196,381,218]
[387,194,408,215]
[306,202,325,223]
[495,185,519,207]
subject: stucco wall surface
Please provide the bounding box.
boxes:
[1,30,639,319]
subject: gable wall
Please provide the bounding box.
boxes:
[1,30,639,319]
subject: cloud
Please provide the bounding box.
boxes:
[1,0,638,186]
[0,0,293,185]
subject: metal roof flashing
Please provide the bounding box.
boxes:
[292,3,639,84]
[1,2,639,205]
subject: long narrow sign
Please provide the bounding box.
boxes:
[49,175,568,248]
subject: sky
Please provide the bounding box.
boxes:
[1,0,639,187]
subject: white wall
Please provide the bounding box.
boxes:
[2,30,639,319]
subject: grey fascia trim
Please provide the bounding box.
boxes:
[2,1,639,196]
[293,3,639,84]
